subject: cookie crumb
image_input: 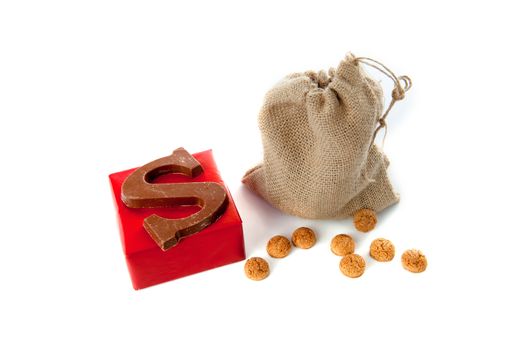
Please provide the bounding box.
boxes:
[291,227,316,249]
[401,249,427,273]
[266,235,292,258]
[244,257,270,281]
[354,208,377,232]
[339,254,366,278]
[330,234,355,256]
[370,238,395,262]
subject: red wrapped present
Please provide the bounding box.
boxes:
[109,149,245,289]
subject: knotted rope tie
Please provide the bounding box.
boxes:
[352,56,412,148]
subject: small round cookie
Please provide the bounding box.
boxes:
[353,208,377,233]
[401,249,427,273]
[330,234,355,256]
[266,235,292,258]
[339,254,366,278]
[370,238,395,262]
[244,257,270,281]
[291,227,316,249]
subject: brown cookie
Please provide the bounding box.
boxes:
[353,208,377,233]
[369,238,395,262]
[339,254,366,278]
[291,227,316,249]
[266,235,292,258]
[244,257,270,281]
[330,234,355,256]
[401,249,427,273]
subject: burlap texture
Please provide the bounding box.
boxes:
[242,53,400,219]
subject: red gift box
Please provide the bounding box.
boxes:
[109,150,245,289]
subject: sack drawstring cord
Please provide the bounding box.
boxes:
[352,56,412,148]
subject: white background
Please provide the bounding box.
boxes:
[1,1,525,349]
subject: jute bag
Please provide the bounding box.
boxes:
[242,53,411,219]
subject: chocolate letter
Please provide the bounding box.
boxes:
[121,148,228,251]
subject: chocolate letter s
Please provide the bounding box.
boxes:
[121,148,228,251]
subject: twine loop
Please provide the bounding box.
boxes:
[352,56,412,147]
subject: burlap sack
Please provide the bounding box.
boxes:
[242,53,411,219]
